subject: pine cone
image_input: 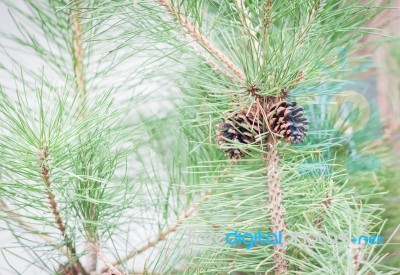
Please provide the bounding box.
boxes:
[267,101,308,144]
[216,108,262,159]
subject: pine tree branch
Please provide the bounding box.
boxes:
[40,161,65,236]
[290,70,307,89]
[265,137,288,275]
[299,0,325,45]
[314,179,334,229]
[103,190,212,272]
[71,2,98,272]
[235,0,260,63]
[71,0,86,108]
[86,238,98,275]
[91,243,122,275]
[260,0,273,49]
[156,0,246,82]
[309,0,325,26]
[263,0,273,33]
[37,145,88,275]
[351,242,365,273]
[181,33,238,83]
[294,179,333,272]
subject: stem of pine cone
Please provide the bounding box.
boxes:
[38,146,88,275]
[157,0,245,82]
[265,137,288,275]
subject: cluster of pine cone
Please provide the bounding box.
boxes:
[216,101,308,159]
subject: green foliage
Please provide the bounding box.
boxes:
[0,0,399,274]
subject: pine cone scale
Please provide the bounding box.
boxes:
[216,100,308,158]
[267,101,308,144]
[216,108,262,159]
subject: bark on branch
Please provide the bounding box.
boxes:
[265,140,288,275]
[38,145,88,275]
[157,0,246,82]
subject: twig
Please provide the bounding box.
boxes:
[265,138,288,275]
[180,31,238,83]
[38,144,88,275]
[292,179,333,272]
[261,0,273,48]
[263,0,273,33]
[299,0,325,45]
[40,160,66,236]
[71,0,86,105]
[91,243,122,275]
[71,3,98,272]
[103,191,212,272]
[350,241,365,273]
[86,238,98,274]
[235,0,260,63]
[290,70,306,89]
[157,0,246,82]
[314,179,334,229]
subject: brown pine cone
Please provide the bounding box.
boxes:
[216,108,262,159]
[267,101,308,144]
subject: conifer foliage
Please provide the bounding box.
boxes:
[0,0,399,274]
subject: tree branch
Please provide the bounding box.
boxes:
[265,138,288,275]
[71,0,86,107]
[178,31,238,83]
[351,241,365,273]
[38,145,88,275]
[263,0,273,34]
[157,0,246,82]
[91,243,122,275]
[314,179,334,229]
[71,3,99,272]
[235,0,260,63]
[103,190,211,272]
[298,0,325,45]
